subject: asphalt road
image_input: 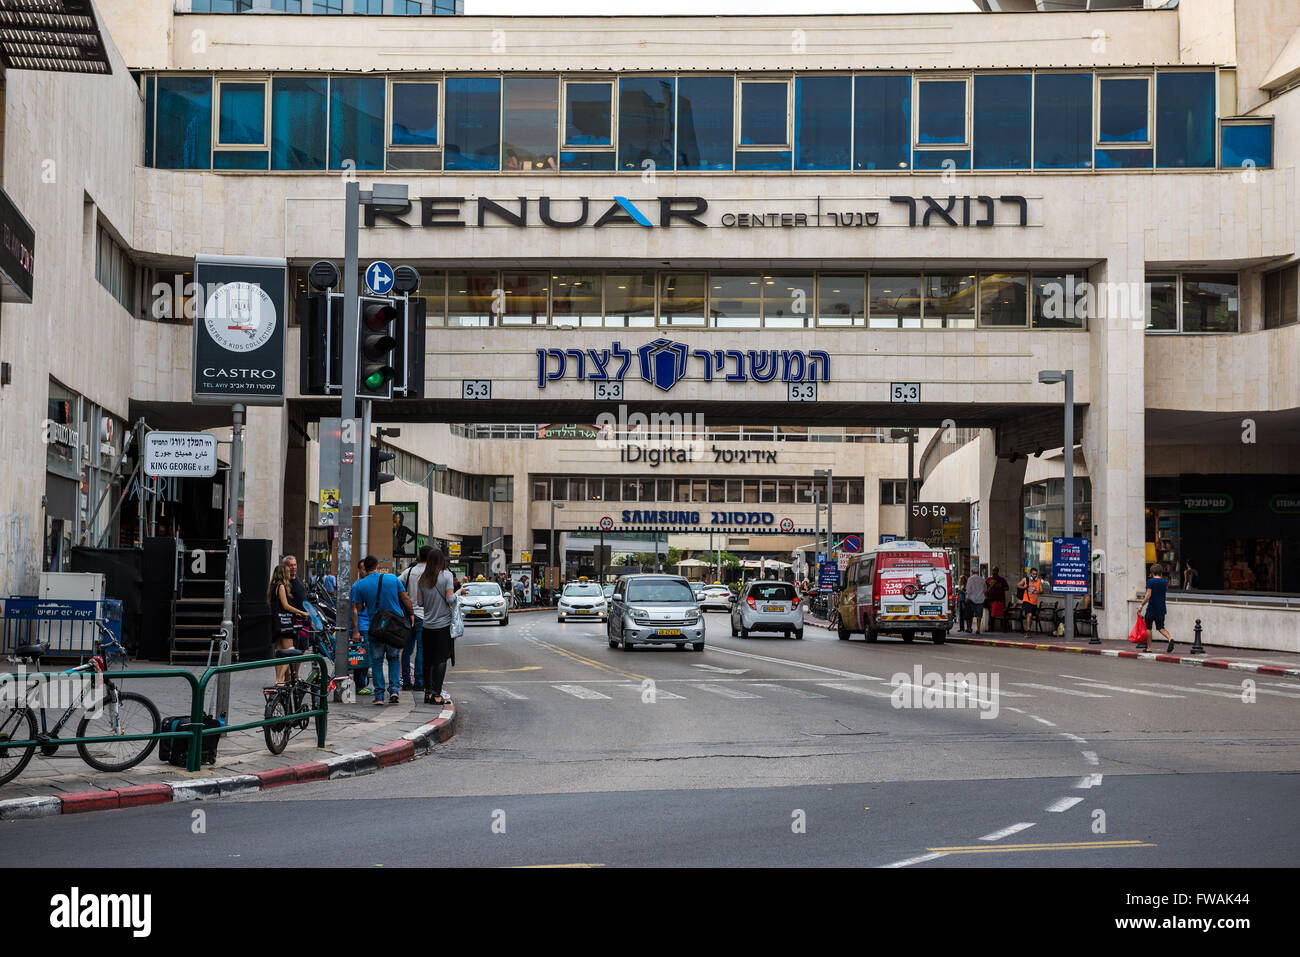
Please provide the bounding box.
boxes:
[4,611,1298,868]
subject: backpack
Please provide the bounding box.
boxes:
[158,714,224,767]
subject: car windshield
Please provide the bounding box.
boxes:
[749,583,795,601]
[627,580,695,603]
[603,585,615,597]
[564,584,603,597]
[463,583,502,596]
[705,586,730,595]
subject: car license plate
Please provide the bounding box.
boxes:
[470,609,488,616]
[921,605,942,615]
[764,605,784,612]
[887,604,910,614]
[575,608,590,614]
[656,628,681,636]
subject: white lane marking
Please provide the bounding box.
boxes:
[1011,682,1111,698]
[1058,676,1184,698]
[1201,682,1300,699]
[1005,707,1026,714]
[979,822,1036,842]
[1030,716,1057,727]
[1046,797,1084,813]
[816,682,895,699]
[1081,750,1099,765]
[881,852,948,869]
[1074,774,1104,789]
[1258,680,1300,692]
[708,645,885,681]
[1061,733,1088,743]
[552,684,612,700]
[478,685,528,700]
[613,683,685,700]
[750,683,827,698]
[1138,682,1244,699]
[693,682,761,700]
[691,663,750,675]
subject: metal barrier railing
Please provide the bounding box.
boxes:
[0,653,329,777]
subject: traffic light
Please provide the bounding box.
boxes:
[369,444,396,494]
[357,297,400,399]
[398,296,426,400]
[300,291,340,395]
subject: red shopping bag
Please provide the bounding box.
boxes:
[1128,613,1148,644]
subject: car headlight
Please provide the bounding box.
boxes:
[630,607,649,622]
[492,599,505,607]
[685,613,700,625]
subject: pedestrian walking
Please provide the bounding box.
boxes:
[957,574,970,631]
[268,560,309,685]
[1137,563,1174,653]
[351,555,414,706]
[985,567,1009,631]
[418,547,459,707]
[399,547,430,691]
[965,565,986,635]
[1182,560,1198,590]
[1017,567,1044,632]
[349,559,372,695]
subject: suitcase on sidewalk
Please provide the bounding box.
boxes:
[158,714,224,767]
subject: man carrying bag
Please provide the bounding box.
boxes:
[351,555,414,706]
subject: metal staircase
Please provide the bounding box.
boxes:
[169,537,234,664]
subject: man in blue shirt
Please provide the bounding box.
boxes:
[1136,562,1173,653]
[352,555,414,705]
[323,572,337,595]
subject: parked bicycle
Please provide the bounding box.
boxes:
[262,630,333,756]
[0,622,161,786]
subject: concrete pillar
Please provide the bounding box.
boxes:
[282,423,309,562]
[512,468,530,562]
[1083,242,1148,640]
[240,405,288,559]
[977,431,1027,579]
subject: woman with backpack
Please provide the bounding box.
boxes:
[418,547,459,707]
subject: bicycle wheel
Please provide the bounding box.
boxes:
[264,691,291,755]
[76,689,161,773]
[0,707,38,786]
[933,585,948,600]
[902,584,919,600]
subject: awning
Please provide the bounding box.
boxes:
[0,0,112,75]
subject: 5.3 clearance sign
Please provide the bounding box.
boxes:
[192,254,287,405]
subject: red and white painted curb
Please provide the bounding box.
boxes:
[0,704,456,821]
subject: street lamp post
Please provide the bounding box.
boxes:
[815,469,833,586]
[1038,369,1076,641]
[805,487,821,583]
[550,502,565,590]
[486,484,506,575]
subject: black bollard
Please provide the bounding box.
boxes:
[1190,618,1205,655]
[1089,613,1101,645]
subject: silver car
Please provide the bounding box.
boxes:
[607,575,705,651]
[557,581,608,622]
[698,584,735,613]
[731,580,804,639]
[460,581,509,626]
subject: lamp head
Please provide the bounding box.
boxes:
[1037,370,1065,384]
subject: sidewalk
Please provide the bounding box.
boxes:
[0,663,457,815]
[804,618,1300,676]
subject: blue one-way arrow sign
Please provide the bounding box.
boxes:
[366,260,395,295]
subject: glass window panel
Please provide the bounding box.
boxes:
[914,149,969,170]
[1145,275,1178,331]
[1284,267,1300,328]
[794,479,813,503]
[758,481,776,503]
[598,479,615,501]
[551,273,602,327]
[795,75,850,170]
[560,151,615,171]
[1221,123,1271,170]
[445,76,501,171]
[213,150,268,170]
[725,479,743,502]
[144,76,155,167]
[868,274,922,328]
[551,477,569,501]
[386,149,441,171]
[1181,273,1238,332]
[568,478,586,502]
[533,479,549,502]
[973,73,1029,169]
[924,273,977,328]
[619,76,675,171]
[417,272,447,328]
[1156,71,1215,168]
[777,481,795,504]
[740,81,788,146]
[638,479,656,502]
[917,79,966,145]
[692,480,708,502]
[705,480,723,503]
[978,272,1028,326]
[677,76,733,170]
[854,74,910,171]
[1031,273,1087,329]
[675,480,691,502]
[329,76,384,170]
[817,274,865,327]
[272,77,327,171]
[1098,77,1149,142]
[156,76,212,170]
[743,481,759,504]
[447,270,498,327]
[735,150,791,170]
[604,272,656,327]
[588,480,604,502]
[391,81,438,146]
[502,76,558,171]
[657,479,673,502]
[1263,268,1281,330]
[763,273,814,328]
[623,479,639,501]
[218,82,265,145]
[500,271,549,325]
[710,274,761,329]
[1095,147,1153,168]
[565,82,612,146]
[660,273,706,326]
[1034,73,1092,169]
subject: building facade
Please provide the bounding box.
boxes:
[0,1,1297,646]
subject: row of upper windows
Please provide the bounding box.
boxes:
[190,1,462,13]
[142,70,1273,174]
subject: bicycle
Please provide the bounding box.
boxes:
[901,570,949,601]
[0,622,161,786]
[262,633,333,756]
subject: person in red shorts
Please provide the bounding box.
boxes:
[985,566,1009,631]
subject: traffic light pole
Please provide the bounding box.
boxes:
[214,403,243,722]
[360,398,372,561]
[333,180,361,687]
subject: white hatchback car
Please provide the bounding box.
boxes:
[731,580,804,639]
[698,585,735,612]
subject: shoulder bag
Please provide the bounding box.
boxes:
[370,574,412,648]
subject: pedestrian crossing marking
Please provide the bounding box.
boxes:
[1011,682,1110,698]
[478,685,528,700]
[816,682,894,699]
[693,682,761,700]
[750,683,826,698]
[552,684,612,700]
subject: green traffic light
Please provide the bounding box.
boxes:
[364,370,386,390]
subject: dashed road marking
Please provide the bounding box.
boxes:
[1047,797,1084,812]
[1011,682,1110,698]
[613,683,685,700]
[1081,750,1099,765]
[1030,716,1057,727]
[552,684,613,700]
[816,682,894,699]
[1074,773,1104,789]
[978,822,1036,842]
[750,683,827,698]
[1061,733,1088,743]
[1202,682,1300,699]
[1059,675,1184,698]
[693,682,761,700]
[478,685,528,700]
[880,852,948,868]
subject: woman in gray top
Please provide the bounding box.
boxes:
[417,547,458,706]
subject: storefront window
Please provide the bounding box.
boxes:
[677,76,733,171]
[447,270,499,327]
[660,273,707,326]
[604,272,657,327]
[869,274,922,328]
[978,272,1028,327]
[817,274,866,326]
[551,273,601,327]
[924,273,977,328]
[1022,478,1091,577]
